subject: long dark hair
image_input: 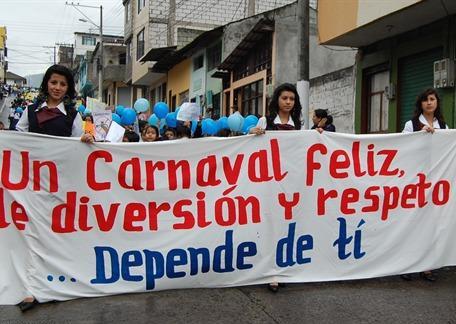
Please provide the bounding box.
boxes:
[413,88,445,124]
[268,83,302,130]
[39,64,76,102]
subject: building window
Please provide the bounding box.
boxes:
[233,80,263,116]
[136,29,144,60]
[82,36,96,46]
[212,92,221,119]
[233,33,272,82]
[138,0,145,14]
[207,43,221,71]
[161,83,167,102]
[193,55,204,71]
[179,90,189,105]
[365,70,389,133]
[119,53,126,65]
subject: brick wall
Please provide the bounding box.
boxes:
[309,66,355,133]
[149,0,299,48]
[149,23,168,48]
[176,28,205,48]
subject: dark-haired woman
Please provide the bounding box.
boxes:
[16,64,92,143]
[16,65,91,312]
[249,83,302,135]
[311,109,335,132]
[249,83,302,292]
[401,88,448,282]
[402,88,448,134]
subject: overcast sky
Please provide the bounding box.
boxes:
[0,0,124,77]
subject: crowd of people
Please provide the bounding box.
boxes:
[4,64,449,310]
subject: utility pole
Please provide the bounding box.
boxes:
[66,2,103,102]
[99,5,103,102]
[297,0,310,129]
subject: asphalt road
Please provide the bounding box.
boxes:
[1,267,455,323]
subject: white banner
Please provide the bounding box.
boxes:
[1,130,456,305]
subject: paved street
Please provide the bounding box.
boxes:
[1,267,455,323]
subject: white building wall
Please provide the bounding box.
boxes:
[74,34,100,58]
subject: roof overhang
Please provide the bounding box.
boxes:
[141,27,223,73]
[218,19,274,71]
[211,70,230,79]
[324,0,456,47]
[140,46,177,63]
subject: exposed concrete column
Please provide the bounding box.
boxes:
[247,0,255,17]
[297,0,309,129]
[167,0,176,46]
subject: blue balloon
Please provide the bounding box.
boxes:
[165,112,177,128]
[227,113,244,132]
[78,104,86,113]
[148,114,159,126]
[134,98,150,113]
[159,118,167,130]
[201,119,218,136]
[15,107,24,114]
[242,115,259,133]
[154,102,169,119]
[217,116,229,130]
[121,108,137,125]
[191,120,198,135]
[112,113,121,125]
[115,105,125,116]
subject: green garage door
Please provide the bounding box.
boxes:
[398,48,442,131]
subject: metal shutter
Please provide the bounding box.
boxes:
[398,48,443,130]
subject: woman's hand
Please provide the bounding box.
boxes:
[249,126,265,135]
[422,125,435,133]
[317,117,327,128]
[81,133,95,143]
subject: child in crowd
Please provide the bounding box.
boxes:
[141,124,160,142]
[123,130,140,142]
[163,127,176,140]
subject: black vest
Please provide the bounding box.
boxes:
[411,117,446,132]
[28,102,78,137]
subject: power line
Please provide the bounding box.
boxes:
[231,0,244,21]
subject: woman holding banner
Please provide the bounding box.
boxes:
[402,88,448,134]
[16,65,92,312]
[401,88,448,282]
[249,82,302,135]
[16,64,93,143]
[249,83,302,292]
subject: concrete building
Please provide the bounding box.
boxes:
[73,32,126,102]
[6,71,26,86]
[91,37,130,107]
[144,2,356,132]
[220,2,356,131]
[319,0,456,133]
[123,0,297,107]
[57,44,74,70]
